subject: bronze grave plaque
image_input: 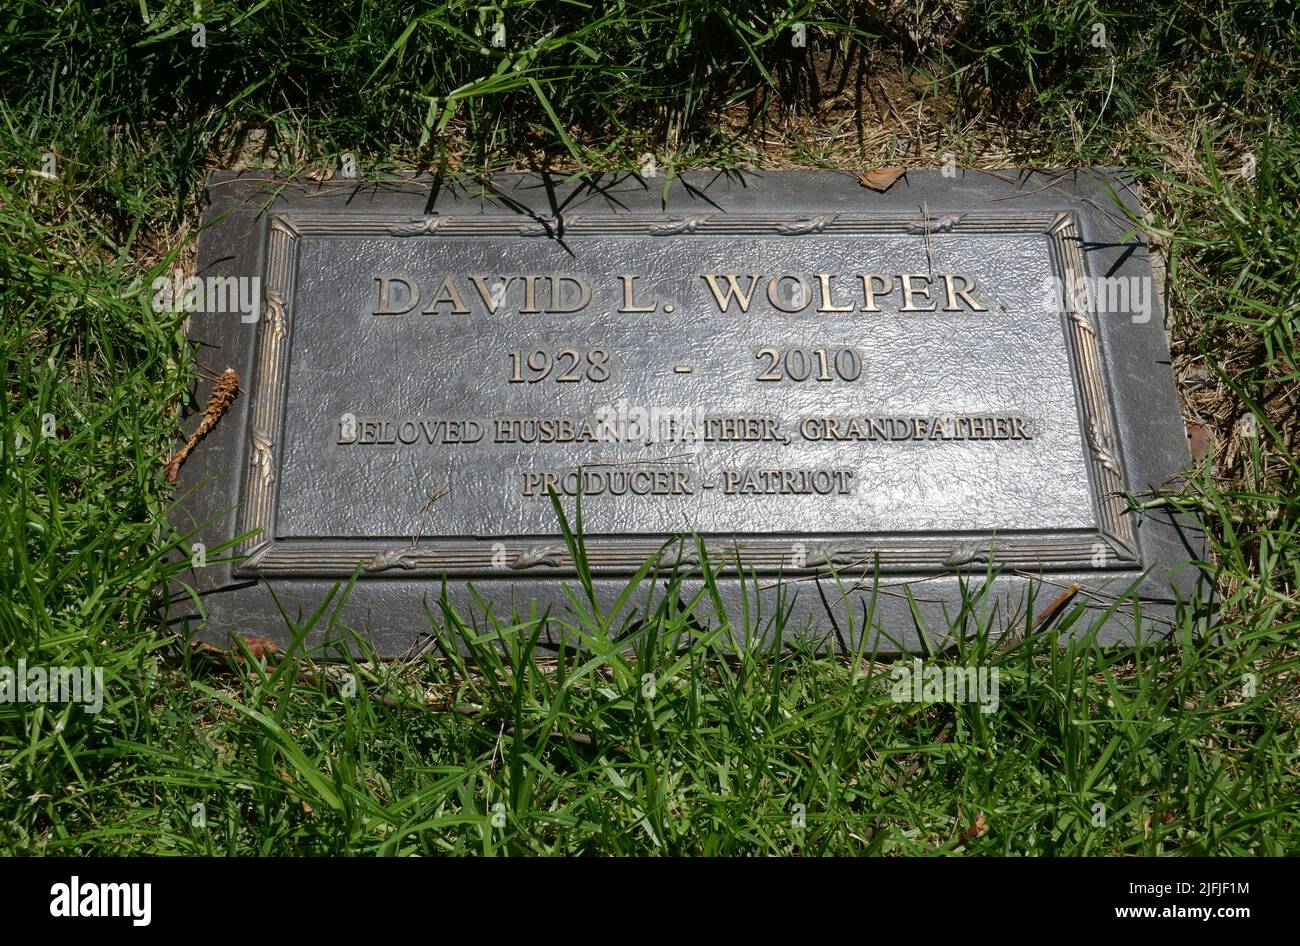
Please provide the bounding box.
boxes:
[168,170,1204,654]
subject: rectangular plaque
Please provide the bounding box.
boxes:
[169,170,1204,655]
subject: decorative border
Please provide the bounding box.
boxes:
[1047,212,1134,556]
[235,210,1138,577]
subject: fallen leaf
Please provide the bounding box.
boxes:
[959,811,989,843]
[241,635,279,660]
[858,167,905,192]
[164,368,240,482]
[1187,421,1214,462]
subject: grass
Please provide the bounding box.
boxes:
[1,1,1297,854]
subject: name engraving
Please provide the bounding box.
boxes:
[372,271,989,316]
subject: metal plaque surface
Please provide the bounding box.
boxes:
[169,170,1205,655]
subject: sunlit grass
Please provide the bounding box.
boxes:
[1,1,1296,855]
